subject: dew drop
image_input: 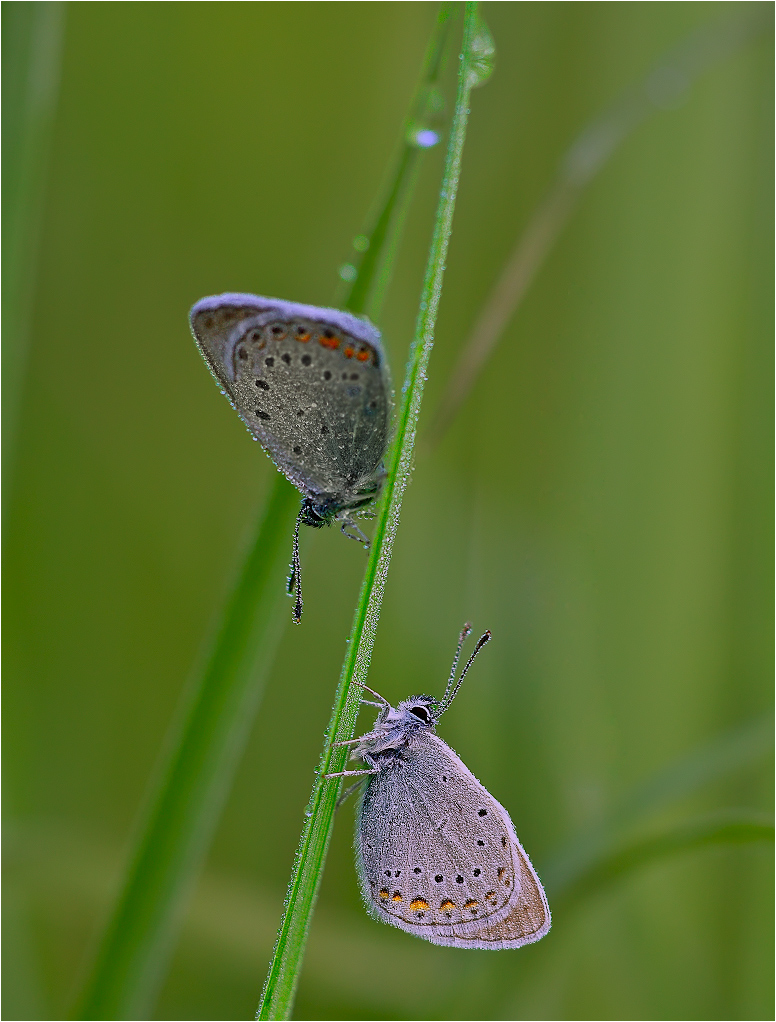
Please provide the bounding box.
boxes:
[406,85,444,148]
[467,19,495,89]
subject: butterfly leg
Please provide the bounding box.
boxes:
[333,730,379,748]
[335,778,367,812]
[339,516,371,546]
[325,750,379,779]
[352,680,390,705]
[324,767,379,779]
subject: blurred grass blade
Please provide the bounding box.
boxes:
[552,810,774,911]
[609,714,773,830]
[2,1,65,507]
[544,714,774,901]
[339,1,456,320]
[257,6,485,1018]
[76,478,298,1020]
[3,11,66,1008]
[425,6,770,449]
[75,8,463,1020]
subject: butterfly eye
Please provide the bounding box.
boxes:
[409,705,430,722]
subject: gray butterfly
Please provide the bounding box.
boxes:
[190,293,391,622]
[328,625,551,949]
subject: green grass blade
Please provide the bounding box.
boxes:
[608,714,773,829]
[75,9,462,1020]
[551,810,774,911]
[544,714,774,899]
[76,477,299,1020]
[257,6,484,1018]
[2,1,65,507]
[425,6,770,448]
[341,2,455,320]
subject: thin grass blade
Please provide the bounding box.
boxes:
[552,810,774,911]
[257,6,486,1019]
[425,7,770,449]
[2,1,65,508]
[76,478,298,1019]
[544,715,774,904]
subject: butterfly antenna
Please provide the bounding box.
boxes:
[288,506,304,624]
[437,627,491,715]
[437,622,472,709]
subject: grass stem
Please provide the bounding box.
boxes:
[257,6,483,1018]
[424,7,769,449]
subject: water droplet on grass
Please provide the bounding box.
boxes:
[467,20,495,88]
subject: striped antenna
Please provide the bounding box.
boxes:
[436,625,491,716]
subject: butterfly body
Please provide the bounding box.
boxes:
[349,693,551,949]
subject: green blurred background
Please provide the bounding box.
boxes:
[3,3,773,1019]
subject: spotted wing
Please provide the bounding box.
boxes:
[355,732,550,949]
[190,293,391,499]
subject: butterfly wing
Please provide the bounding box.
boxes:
[190,293,391,500]
[355,732,550,949]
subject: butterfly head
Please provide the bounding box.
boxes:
[395,695,439,730]
[299,496,337,529]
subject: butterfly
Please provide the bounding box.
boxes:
[327,625,551,948]
[190,293,391,621]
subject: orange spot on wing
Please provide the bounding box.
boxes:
[343,346,355,359]
[464,899,479,910]
[319,335,340,349]
[410,898,429,911]
[379,888,390,899]
[356,348,370,362]
[391,891,402,902]
[296,331,311,342]
[440,900,455,912]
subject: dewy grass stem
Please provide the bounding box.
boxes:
[424,6,768,449]
[75,7,461,1020]
[341,3,455,321]
[257,5,484,1018]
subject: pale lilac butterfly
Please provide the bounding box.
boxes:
[327,625,551,948]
